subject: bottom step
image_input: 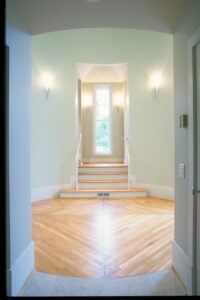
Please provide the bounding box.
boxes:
[59,188,147,198]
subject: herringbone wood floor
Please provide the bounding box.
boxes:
[32,197,174,278]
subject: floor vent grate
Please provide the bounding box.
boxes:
[97,192,110,198]
[104,193,110,198]
[97,193,104,198]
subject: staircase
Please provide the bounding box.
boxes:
[60,163,147,198]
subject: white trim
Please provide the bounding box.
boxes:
[75,64,79,145]
[78,173,128,180]
[132,175,174,200]
[82,158,123,163]
[130,174,137,186]
[188,25,200,295]
[32,176,174,201]
[17,269,35,296]
[79,166,128,173]
[31,177,76,202]
[172,240,193,295]
[60,191,147,198]
[93,85,112,155]
[136,183,174,200]
[6,241,34,296]
[78,181,128,189]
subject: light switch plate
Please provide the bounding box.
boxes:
[178,163,185,178]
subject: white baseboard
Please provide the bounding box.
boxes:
[32,175,174,202]
[172,240,193,295]
[31,176,75,202]
[82,158,124,163]
[131,175,174,200]
[6,241,34,296]
[60,191,147,198]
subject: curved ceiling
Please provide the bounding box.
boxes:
[10,0,192,35]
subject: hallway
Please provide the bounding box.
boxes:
[20,268,185,296]
[32,196,174,278]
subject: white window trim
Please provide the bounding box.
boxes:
[93,84,112,155]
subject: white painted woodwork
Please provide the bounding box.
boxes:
[60,190,147,198]
[59,163,147,198]
[196,42,200,296]
[188,25,200,295]
[79,166,128,173]
[78,173,128,180]
[78,180,128,189]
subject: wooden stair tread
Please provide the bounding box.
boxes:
[79,163,128,168]
[79,172,128,175]
[78,179,128,183]
[60,187,147,193]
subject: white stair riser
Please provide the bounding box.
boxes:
[79,167,128,173]
[78,182,128,189]
[78,174,128,180]
[60,191,147,198]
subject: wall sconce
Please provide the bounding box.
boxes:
[41,72,54,99]
[82,94,92,108]
[114,94,122,112]
[150,72,162,99]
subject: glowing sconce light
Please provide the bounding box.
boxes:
[41,72,54,99]
[83,94,92,108]
[150,72,162,99]
[114,94,122,112]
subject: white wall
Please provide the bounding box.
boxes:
[31,28,174,197]
[172,0,200,294]
[6,0,34,296]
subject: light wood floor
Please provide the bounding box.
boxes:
[32,197,174,278]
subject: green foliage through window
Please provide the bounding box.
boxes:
[95,86,111,154]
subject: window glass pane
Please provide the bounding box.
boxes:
[96,89,109,105]
[96,121,109,136]
[96,105,109,120]
[95,86,111,154]
[96,137,110,154]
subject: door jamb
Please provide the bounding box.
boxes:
[188,25,200,295]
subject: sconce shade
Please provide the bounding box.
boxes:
[41,72,54,99]
[150,72,162,99]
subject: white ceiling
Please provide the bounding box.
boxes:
[82,66,124,82]
[10,0,192,36]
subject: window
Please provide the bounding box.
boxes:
[94,86,112,155]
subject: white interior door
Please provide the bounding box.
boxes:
[196,42,200,295]
[188,26,200,296]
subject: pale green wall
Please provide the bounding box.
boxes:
[31,28,174,189]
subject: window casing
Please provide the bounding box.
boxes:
[93,85,112,155]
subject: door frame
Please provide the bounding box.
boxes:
[123,66,130,165]
[188,25,200,295]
